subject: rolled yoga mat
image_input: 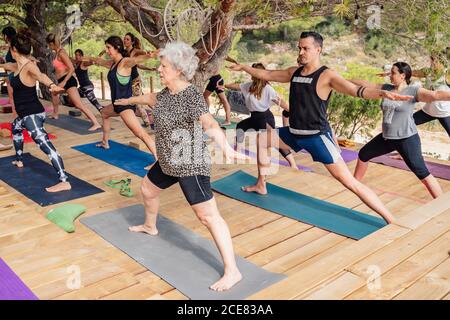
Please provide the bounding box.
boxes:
[0,258,39,300]
[211,170,387,240]
[72,140,155,178]
[46,114,104,135]
[81,204,286,300]
[0,153,104,207]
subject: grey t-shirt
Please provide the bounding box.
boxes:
[153,84,211,177]
[381,84,420,139]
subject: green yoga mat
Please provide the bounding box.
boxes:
[211,170,387,240]
[214,117,238,129]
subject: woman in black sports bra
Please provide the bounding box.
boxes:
[0,32,71,193]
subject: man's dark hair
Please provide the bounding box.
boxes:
[300,31,324,48]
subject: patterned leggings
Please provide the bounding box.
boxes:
[78,84,103,112]
[12,112,68,182]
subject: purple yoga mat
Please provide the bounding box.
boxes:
[240,147,313,172]
[0,258,38,300]
[370,154,450,181]
[300,148,359,163]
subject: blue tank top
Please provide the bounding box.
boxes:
[288,66,331,134]
[10,62,45,118]
[107,58,133,106]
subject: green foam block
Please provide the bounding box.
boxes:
[46,203,87,233]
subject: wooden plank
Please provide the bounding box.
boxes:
[248,224,410,299]
[393,259,450,300]
[344,232,450,299]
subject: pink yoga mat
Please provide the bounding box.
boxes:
[0,98,10,106]
[0,258,38,300]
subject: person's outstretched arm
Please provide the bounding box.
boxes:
[0,62,17,72]
[115,93,157,107]
[224,83,241,91]
[227,62,297,83]
[329,70,413,101]
[122,49,159,68]
[82,57,113,69]
[417,87,450,103]
[27,62,64,93]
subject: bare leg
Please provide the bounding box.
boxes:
[129,175,161,235]
[66,87,101,131]
[120,109,157,157]
[217,92,232,125]
[6,79,16,118]
[49,94,60,119]
[328,159,395,223]
[203,90,212,107]
[192,198,242,291]
[97,105,116,149]
[421,175,443,198]
[354,158,369,181]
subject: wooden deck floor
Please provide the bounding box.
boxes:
[0,102,449,300]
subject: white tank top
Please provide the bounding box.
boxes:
[422,68,450,118]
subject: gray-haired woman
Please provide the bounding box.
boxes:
[115,41,247,291]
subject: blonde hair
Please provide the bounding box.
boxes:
[249,63,269,100]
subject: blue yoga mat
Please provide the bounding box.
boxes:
[72,140,155,177]
[0,153,104,207]
[211,170,387,240]
[46,114,104,135]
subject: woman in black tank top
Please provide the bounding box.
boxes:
[1,32,71,193]
[82,36,158,162]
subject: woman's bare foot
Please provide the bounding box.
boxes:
[12,160,23,168]
[45,181,72,193]
[222,121,232,126]
[389,154,403,160]
[88,123,102,131]
[95,141,109,149]
[210,269,242,292]
[241,184,267,195]
[128,224,158,236]
[48,113,59,120]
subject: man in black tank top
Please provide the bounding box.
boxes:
[227,31,413,224]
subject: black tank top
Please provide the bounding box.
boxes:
[130,48,139,80]
[288,66,332,134]
[75,63,92,87]
[107,58,133,106]
[10,62,45,118]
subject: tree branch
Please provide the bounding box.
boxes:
[0,11,26,24]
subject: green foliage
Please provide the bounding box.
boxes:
[314,16,352,38]
[327,63,384,139]
[363,30,397,59]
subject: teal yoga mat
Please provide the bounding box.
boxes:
[211,170,387,240]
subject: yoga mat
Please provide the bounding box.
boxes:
[46,114,103,135]
[0,258,38,300]
[81,204,286,300]
[340,148,359,163]
[240,147,313,172]
[0,153,104,206]
[371,154,450,181]
[211,170,387,240]
[0,122,56,144]
[72,140,155,178]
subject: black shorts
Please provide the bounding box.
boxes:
[358,133,430,180]
[113,104,136,114]
[58,75,78,90]
[147,162,213,206]
[205,74,224,94]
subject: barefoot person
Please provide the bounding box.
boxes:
[224,62,297,168]
[82,36,157,156]
[227,31,413,224]
[115,41,246,291]
[0,32,70,192]
[351,62,450,198]
[45,33,101,131]
[204,73,232,126]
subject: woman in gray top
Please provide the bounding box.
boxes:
[351,62,450,198]
[115,41,247,292]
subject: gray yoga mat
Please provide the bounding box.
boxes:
[81,204,286,300]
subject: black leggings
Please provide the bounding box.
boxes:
[358,133,430,180]
[413,109,450,137]
[12,112,68,182]
[78,84,103,112]
[236,110,291,159]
